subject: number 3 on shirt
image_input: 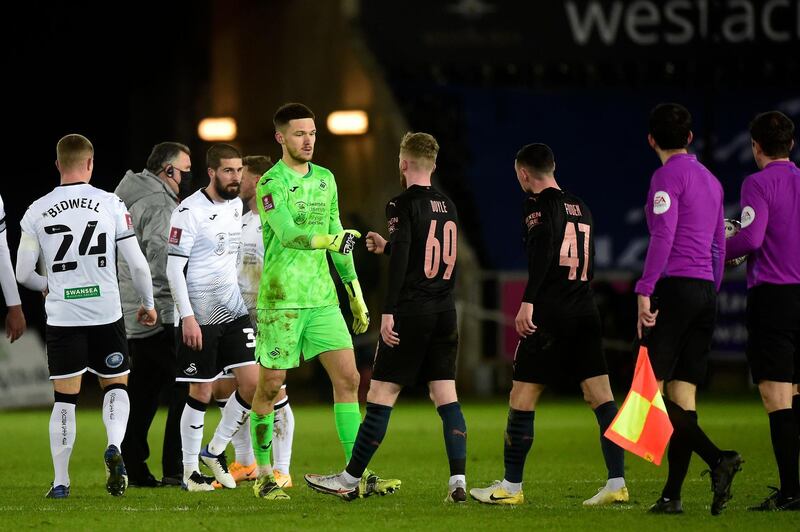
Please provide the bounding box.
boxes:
[424,220,457,279]
[559,222,590,281]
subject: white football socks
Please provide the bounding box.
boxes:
[181,399,206,479]
[231,413,255,466]
[340,470,360,488]
[449,474,466,487]
[208,391,250,456]
[102,386,129,449]
[273,399,294,472]
[49,400,76,487]
[606,477,626,491]
[217,399,255,466]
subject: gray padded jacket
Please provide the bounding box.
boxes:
[115,169,178,338]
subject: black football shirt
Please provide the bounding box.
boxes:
[383,185,459,316]
[522,187,597,318]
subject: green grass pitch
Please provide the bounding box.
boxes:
[0,398,795,530]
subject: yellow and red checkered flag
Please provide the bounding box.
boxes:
[604,346,673,465]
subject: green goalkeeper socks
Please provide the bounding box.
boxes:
[251,411,275,467]
[334,402,361,463]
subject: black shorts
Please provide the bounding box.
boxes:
[372,310,458,386]
[746,283,800,384]
[176,315,256,382]
[513,311,607,385]
[46,317,129,380]
[647,277,716,384]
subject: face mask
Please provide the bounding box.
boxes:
[163,166,194,200]
[176,170,194,200]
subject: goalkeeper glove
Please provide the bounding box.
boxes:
[344,279,370,334]
[311,229,361,255]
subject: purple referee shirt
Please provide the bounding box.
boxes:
[725,160,800,288]
[635,153,726,296]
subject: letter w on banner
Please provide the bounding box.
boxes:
[604,346,673,465]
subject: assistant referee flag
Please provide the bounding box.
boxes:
[604,346,673,465]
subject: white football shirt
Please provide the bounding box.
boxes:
[0,194,7,234]
[168,189,247,325]
[236,210,264,321]
[20,183,135,326]
[0,193,22,307]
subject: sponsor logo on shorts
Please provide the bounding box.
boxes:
[652,191,671,215]
[262,194,275,212]
[184,363,197,376]
[269,347,282,359]
[105,352,124,369]
[741,206,755,228]
[64,285,100,299]
[169,227,182,245]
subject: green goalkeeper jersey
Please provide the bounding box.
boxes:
[256,159,357,309]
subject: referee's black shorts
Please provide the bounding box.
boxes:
[512,310,607,385]
[372,310,458,386]
[647,277,716,384]
[746,283,800,384]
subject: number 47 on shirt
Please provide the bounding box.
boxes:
[559,222,590,281]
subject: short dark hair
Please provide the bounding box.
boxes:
[649,103,692,150]
[206,144,241,170]
[516,143,555,174]
[243,155,273,176]
[273,103,315,130]
[146,142,191,174]
[750,111,795,158]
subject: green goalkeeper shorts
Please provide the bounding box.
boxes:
[255,305,353,369]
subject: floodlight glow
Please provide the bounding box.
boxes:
[198,117,237,141]
[327,110,368,135]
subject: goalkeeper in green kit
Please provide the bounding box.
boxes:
[249,103,401,500]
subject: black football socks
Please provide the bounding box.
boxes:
[503,409,535,484]
[345,402,393,479]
